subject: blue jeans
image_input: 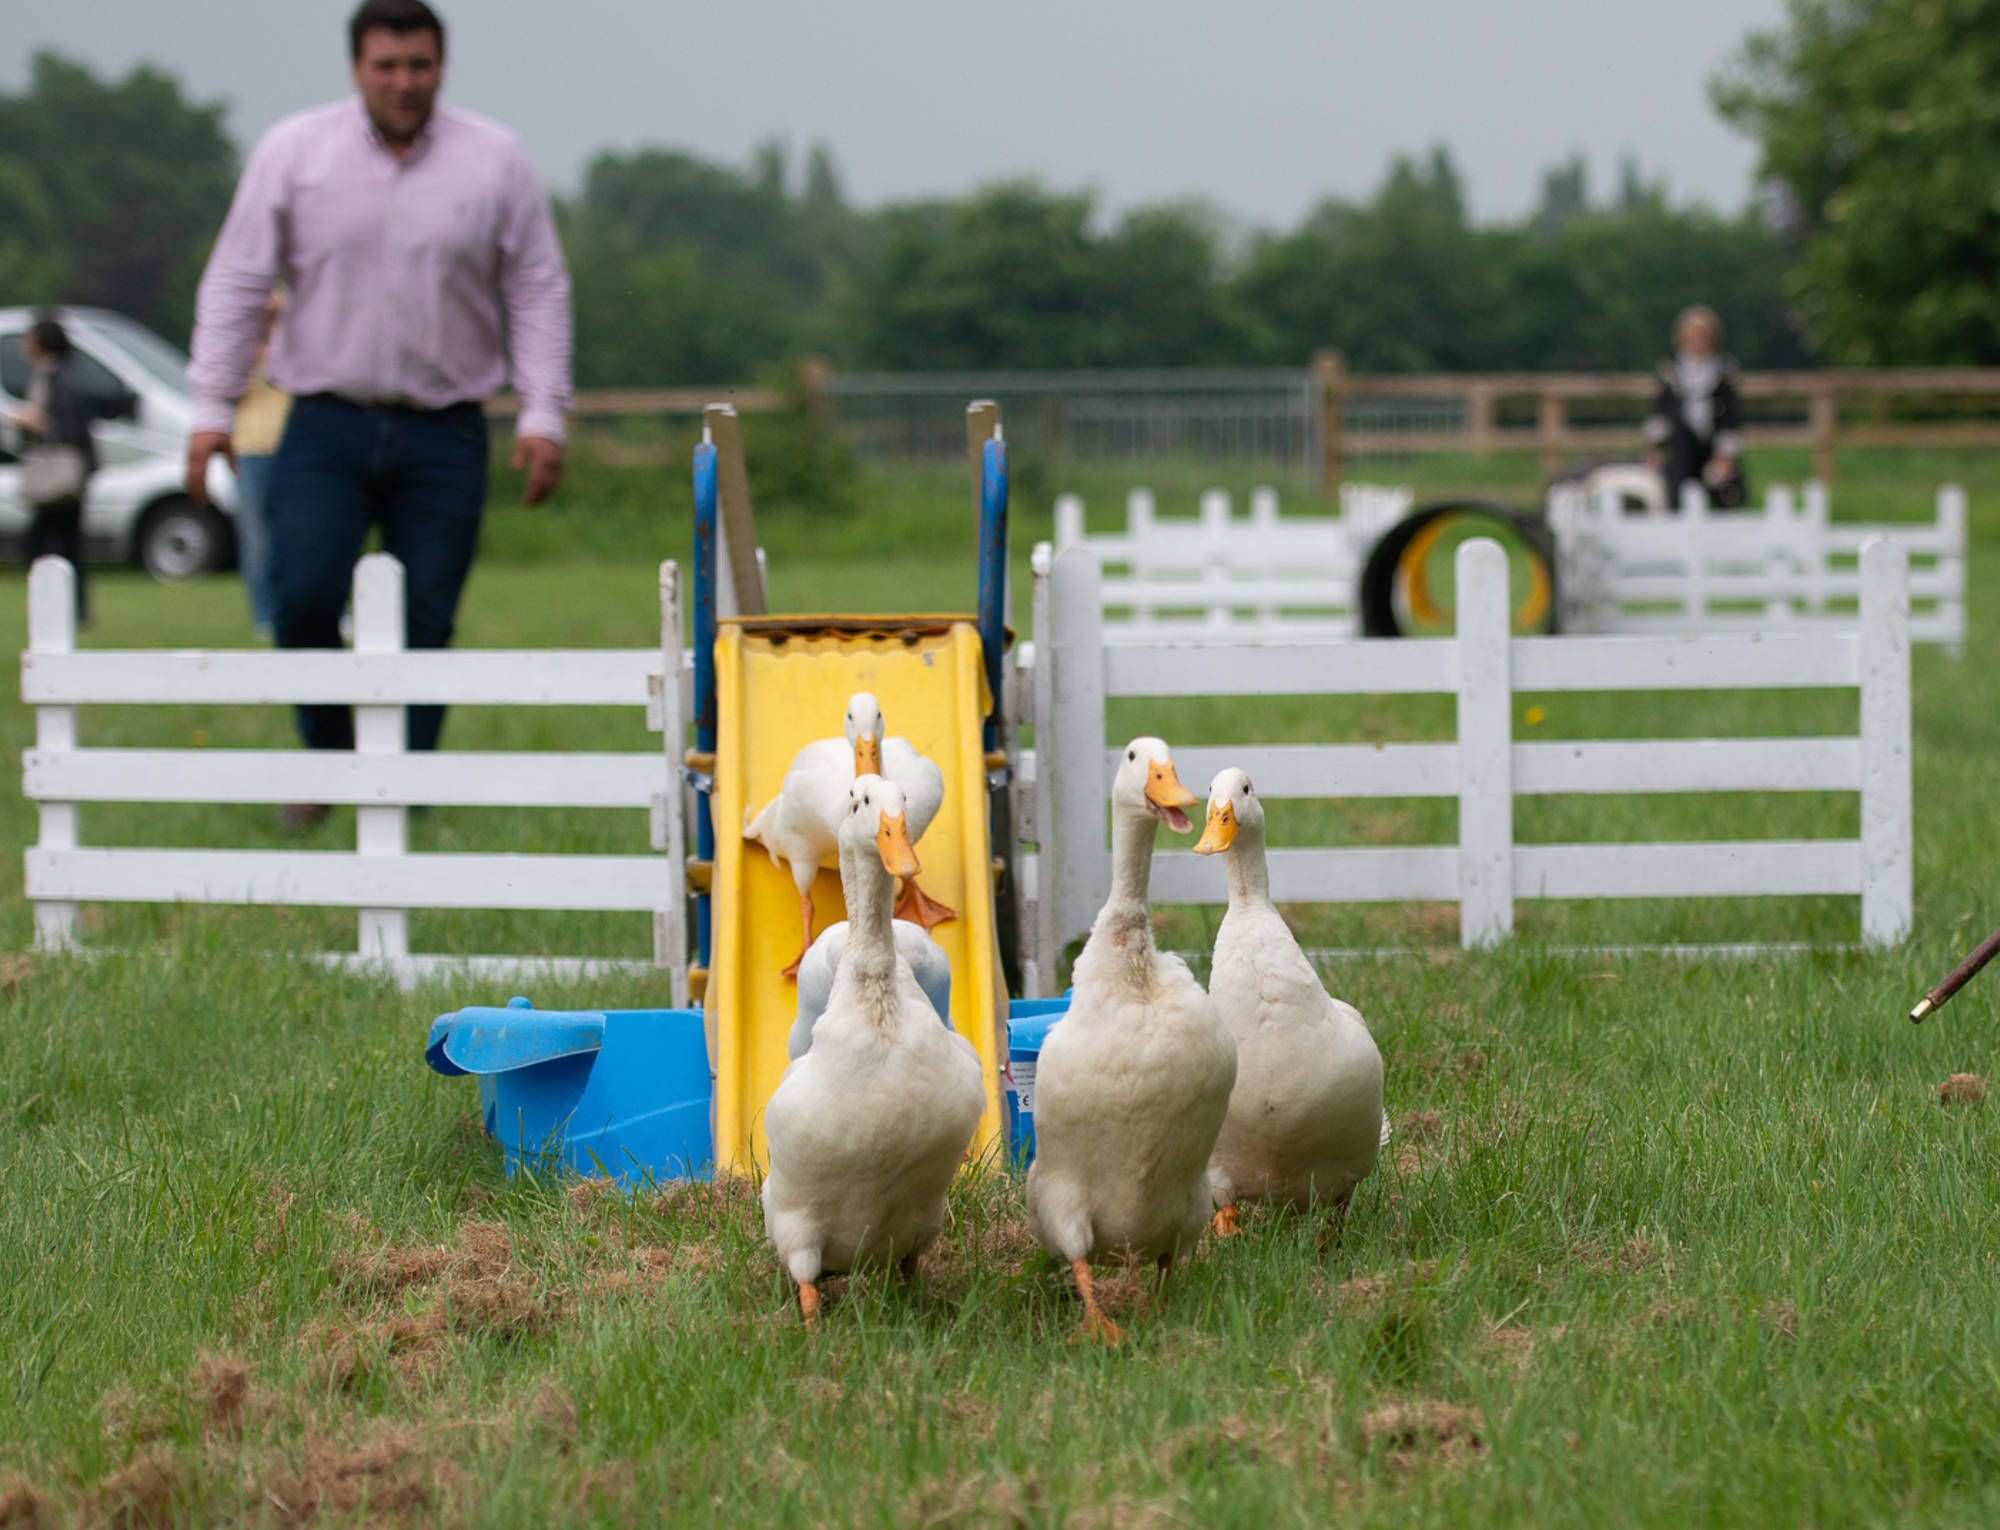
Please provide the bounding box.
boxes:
[234,452,279,635]
[269,393,488,753]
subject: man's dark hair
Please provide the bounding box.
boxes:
[30,318,71,361]
[348,0,445,61]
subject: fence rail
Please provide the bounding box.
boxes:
[1054,479,1965,650]
[1013,535,1912,989]
[524,358,2000,493]
[20,554,694,999]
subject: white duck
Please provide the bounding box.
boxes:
[760,775,986,1327]
[788,782,954,1060]
[1025,738,1237,1343]
[744,691,952,979]
[1194,767,1386,1236]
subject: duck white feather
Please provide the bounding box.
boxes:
[1195,768,1385,1229]
[744,691,953,976]
[760,775,986,1326]
[1025,737,1237,1342]
[789,799,953,1058]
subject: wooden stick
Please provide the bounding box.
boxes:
[1909,923,2000,1023]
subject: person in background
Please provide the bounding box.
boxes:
[10,316,98,624]
[184,0,572,832]
[1644,305,1746,510]
[231,291,291,639]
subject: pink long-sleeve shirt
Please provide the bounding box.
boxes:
[190,95,573,442]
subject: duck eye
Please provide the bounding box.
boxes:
[1127,750,1136,762]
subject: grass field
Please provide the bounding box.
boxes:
[2,446,1999,1526]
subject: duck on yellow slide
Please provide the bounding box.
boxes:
[706,616,1008,1175]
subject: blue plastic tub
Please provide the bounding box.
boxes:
[426,996,711,1185]
[1005,996,1072,1168]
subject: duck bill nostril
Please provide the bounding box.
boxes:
[1193,806,1237,855]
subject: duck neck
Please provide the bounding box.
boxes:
[841,838,898,1017]
[1224,824,1271,909]
[1094,805,1161,963]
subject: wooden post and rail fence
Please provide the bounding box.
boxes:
[503,355,2000,500]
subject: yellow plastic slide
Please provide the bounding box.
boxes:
[706,616,1007,1173]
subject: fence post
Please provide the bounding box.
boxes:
[1537,390,1565,480]
[353,554,409,968]
[797,354,832,434]
[1313,349,1345,504]
[1936,484,1967,658]
[1809,380,1838,485]
[653,559,690,1007]
[1028,542,1058,997]
[1858,537,1912,947]
[1054,494,1084,549]
[27,557,79,951]
[1455,538,1514,948]
[1050,546,1108,955]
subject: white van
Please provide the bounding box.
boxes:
[0,306,240,581]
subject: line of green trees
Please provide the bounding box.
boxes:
[3,1,1994,380]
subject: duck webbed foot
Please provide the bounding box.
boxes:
[797,1280,822,1329]
[894,877,956,931]
[1066,1259,1126,1346]
[1211,1204,1242,1238]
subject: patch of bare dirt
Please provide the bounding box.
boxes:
[261,1427,460,1528]
[1478,1324,1537,1367]
[0,954,33,1000]
[190,1356,253,1442]
[521,1382,580,1454]
[566,1177,619,1216]
[904,1470,1047,1528]
[0,1478,47,1529]
[1158,1415,1298,1477]
[1336,1260,1441,1311]
[82,1454,178,1530]
[1758,1298,1798,1341]
[1938,1073,1988,1106]
[1356,1401,1488,1470]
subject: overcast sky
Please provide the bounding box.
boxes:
[7,0,1786,229]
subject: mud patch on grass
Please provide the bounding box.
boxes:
[1356,1400,1488,1470]
[1938,1073,1988,1106]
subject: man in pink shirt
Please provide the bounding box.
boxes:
[186,0,572,824]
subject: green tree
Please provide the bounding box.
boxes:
[0,52,236,342]
[1713,0,2000,363]
[1234,148,1516,370]
[844,183,1119,370]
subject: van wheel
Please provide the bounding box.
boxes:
[137,496,233,582]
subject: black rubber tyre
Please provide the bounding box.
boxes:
[1357,500,1561,638]
[136,495,235,583]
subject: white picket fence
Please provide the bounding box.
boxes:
[1054,480,1965,650]
[1548,480,1966,651]
[20,553,694,999]
[1052,483,1411,642]
[1011,535,1913,993]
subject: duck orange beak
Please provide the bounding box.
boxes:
[875,810,920,879]
[853,733,882,776]
[1144,759,1198,833]
[1193,801,1237,855]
